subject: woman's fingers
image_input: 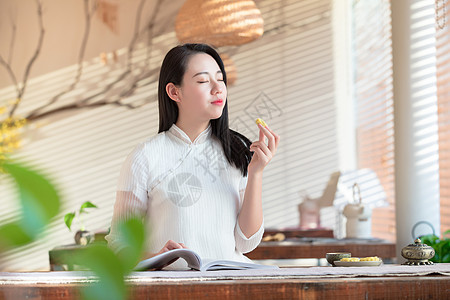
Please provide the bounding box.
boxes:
[250,146,270,164]
[250,141,272,159]
[150,240,187,269]
[265,126,280,149]
[158,240,186,254]
[257,124,279,153]
[258,125,265,142]
[250,121,280,172]
[166,240,184,249]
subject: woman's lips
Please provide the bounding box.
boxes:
[211,100,223,105]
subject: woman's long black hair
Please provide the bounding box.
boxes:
[158,43,252,176]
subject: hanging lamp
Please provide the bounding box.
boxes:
[175,0,264,47]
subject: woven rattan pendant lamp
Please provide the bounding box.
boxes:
[175,0,264,47]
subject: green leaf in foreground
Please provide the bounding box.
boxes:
[0,161,60,250]
[0,222,33,249]
[71,244,126,300]
[66,217,146,300]
[116,217,146,271]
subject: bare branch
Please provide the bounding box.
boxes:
[26,66,160,122]
[9,0,45,117]
[27,91,152,123]
[117,68,158,99]
[127,0,147,69]
[27,101,139,122]
[0,55,20,96]
[69,0,163,106]
[27,0,96,118]
[0,7,19,91]
[80,66,157,106]
[128,0,165,66]
[8,22,17,64]
[79,70,132,105]
[89,0,97,15]
[81,0,165,106]
[145,0,164,61]
[21,0,166,123]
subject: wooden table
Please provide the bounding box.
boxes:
[263,227,334,238]
[123,276,450,299]
[50,239,396,271]
[247,239,396,260]
[0,270,448,299]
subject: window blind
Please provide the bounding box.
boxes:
[437,5,450,234]
[353,0,396,241]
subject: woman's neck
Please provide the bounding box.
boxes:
[175,120,210,142]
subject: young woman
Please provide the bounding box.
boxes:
[105,43,280,269]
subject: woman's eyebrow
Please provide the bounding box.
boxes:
[192,70,222,78]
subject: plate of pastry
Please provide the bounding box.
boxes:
[334,257,383,267]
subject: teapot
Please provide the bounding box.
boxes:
[342,183,372,238]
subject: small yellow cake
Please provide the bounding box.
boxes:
[255,118,268,127]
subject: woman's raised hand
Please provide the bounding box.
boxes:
[248,119,280,174]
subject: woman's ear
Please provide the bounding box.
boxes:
[166,83,181,102]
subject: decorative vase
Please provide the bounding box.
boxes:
[74,230,93,246]
[401,238,435,265]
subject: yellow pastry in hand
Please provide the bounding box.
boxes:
[255,118,268,127]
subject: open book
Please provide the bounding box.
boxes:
[134,248,279,271]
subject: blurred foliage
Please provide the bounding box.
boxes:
[0,161,60,250]
[0,159,146,300]
[421,230,450,263]
[68,217,146,300]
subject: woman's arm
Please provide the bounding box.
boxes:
[108,192,187,261]
[238,123,280,238]
[105,191,147,252]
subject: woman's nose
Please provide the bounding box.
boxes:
[212,82,223,95]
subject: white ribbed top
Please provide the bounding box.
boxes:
[105,124,263,269]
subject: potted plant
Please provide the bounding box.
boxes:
[64,201,98,245]
[421,230,450,263]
